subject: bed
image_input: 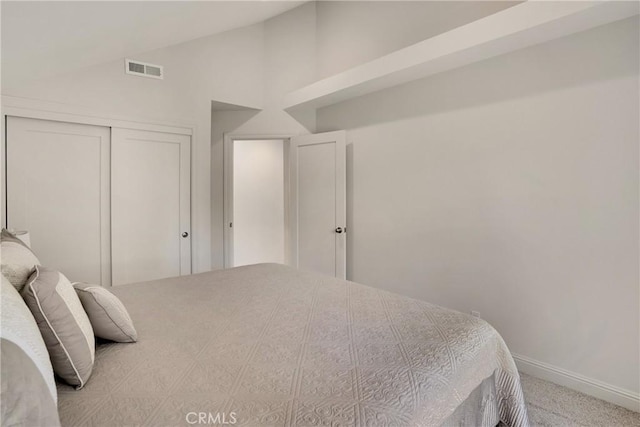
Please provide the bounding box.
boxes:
[52,263,529,426]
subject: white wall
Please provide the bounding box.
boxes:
[318,17,639,394]
[233,139,285,266]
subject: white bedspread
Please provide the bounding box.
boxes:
[57,263,529,426]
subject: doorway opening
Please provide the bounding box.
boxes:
[223,135,291,268]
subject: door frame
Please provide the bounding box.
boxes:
[1,96,196,276]
[223,133,293,268]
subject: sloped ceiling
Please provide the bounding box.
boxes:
[1,1,306,86]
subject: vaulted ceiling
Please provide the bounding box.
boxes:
[1,1,306,86]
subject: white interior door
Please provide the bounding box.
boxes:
[111,128,190,285]
[290,131,346,278]
[6,116,111,285]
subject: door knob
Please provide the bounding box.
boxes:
[335,227,344,234]
[182,232,189,238]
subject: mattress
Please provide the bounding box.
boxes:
[57,263,529,426]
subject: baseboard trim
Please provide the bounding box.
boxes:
[512,353,640,412]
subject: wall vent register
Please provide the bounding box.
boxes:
[125,59,163,79]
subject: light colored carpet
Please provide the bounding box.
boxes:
[519,373,640,426]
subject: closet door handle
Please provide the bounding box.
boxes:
[182,232,189,238]
[335,227,344,234]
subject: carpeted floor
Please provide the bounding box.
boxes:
[519,373,640,426]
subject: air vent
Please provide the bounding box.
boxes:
[125,59,163,80]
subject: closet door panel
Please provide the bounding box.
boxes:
[111,128,191,286]
[6,116,111,285]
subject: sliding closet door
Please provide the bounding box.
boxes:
[6,116,111,285]
[111,128,191,285]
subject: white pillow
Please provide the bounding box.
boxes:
[1,229,40,292]
[74,283,137,343]
[0,273,57,403]
[22,267,95,389]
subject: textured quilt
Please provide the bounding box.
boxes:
[57,263,529,426]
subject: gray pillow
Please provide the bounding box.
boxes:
[0,274,57,403]
[1,229,40,292]
[21,266,95,389]
[74,283,138,343]
[1,339,61,427]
